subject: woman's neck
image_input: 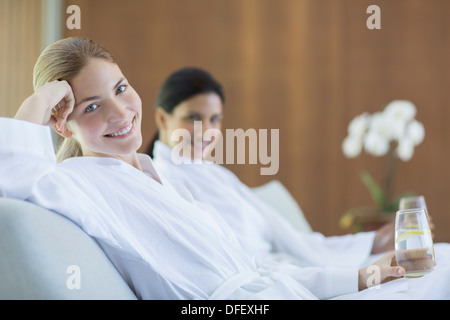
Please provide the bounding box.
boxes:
[82,149,143,171]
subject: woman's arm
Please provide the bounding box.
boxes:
[0,80,74,199]
[15,80,74,130]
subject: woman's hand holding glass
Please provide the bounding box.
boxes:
[358,251,405,290]
[395,208,434,277]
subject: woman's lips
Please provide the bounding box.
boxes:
[191,140,212,149]
[105,120,135,138]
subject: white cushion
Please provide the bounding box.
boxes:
[0,197,137,299]
[252,180,312,233]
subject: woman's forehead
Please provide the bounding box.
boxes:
[71,59,124,99]
[175,93,223,114]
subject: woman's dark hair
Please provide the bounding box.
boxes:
[146,67,225,157]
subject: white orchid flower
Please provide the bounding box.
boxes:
[407,120,425,146]
[364,131,390,157]
[348,112,370,138]
[368,112,394,140]
[342,100,423,161]
[397,137,415,161]
[384,100,417,124]
[342,135,363,158]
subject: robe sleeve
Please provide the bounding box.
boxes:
[264,206,374,268]
[0,117,57,199]
[255,256,358,299]
[322,232,376,266]
[0,117,115,240]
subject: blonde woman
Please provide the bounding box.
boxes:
[1,38,404,300]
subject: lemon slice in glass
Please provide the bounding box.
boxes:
[395,230,430,243]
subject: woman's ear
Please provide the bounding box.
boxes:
[52,123,73,138]
[154,107,168,130]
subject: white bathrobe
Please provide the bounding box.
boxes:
[153,141,450,300]
[0,117,322,300]
[153,141,374,267]
[153,141,376,297]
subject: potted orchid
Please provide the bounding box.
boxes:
[340,100,425,232]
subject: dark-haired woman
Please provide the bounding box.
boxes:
[148,67,409,298]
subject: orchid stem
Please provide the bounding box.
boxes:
[383,146,397,210]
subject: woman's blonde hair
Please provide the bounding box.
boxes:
[33,37,116,162]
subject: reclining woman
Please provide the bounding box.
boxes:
[148,67,409,298]
[0,37,404,300]
[149,68,395,256]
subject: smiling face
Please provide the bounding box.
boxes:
[66,58,143,164]
[156,92,223,159]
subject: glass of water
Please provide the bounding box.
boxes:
[399,195,427,211]
[399,195,434,257]
[395,208,434,277]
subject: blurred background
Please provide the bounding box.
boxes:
[1,0,449,241]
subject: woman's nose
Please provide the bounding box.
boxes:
[202,120,220,134]
[108,101,128,122]
[202,120,215,133]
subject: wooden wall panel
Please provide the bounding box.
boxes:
[0,0,42,118]
[63,0,450,241]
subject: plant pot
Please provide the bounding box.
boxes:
[340,207,395,233]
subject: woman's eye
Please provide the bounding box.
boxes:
[188,114,201,121]
[85,104,99,113]
[211,115,222,123]
[116,85,126,94]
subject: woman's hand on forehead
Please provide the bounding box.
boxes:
[46,80,75,130]
[15,80,75,130]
